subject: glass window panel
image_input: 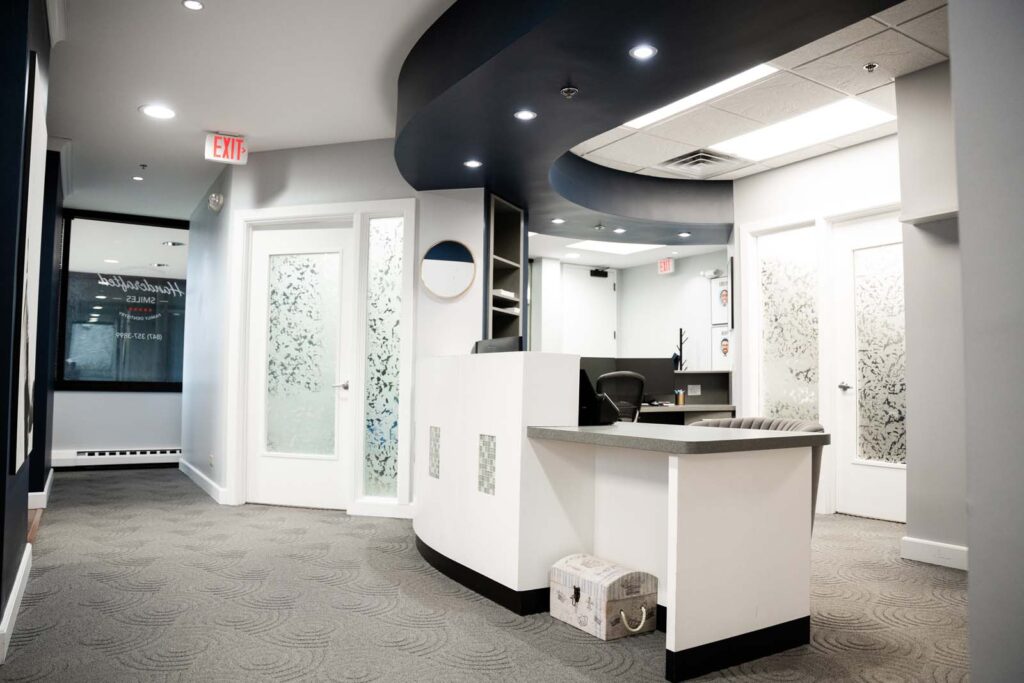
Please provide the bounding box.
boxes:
[854,243,907,463]
[265,253,340,455]
[363,217,404,497]
[759,227,820,421]
[62,219,187,384]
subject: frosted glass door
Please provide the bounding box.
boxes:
[247,226,354,509]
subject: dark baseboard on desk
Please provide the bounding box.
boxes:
[664,616,810,681]
[415,535,549,616]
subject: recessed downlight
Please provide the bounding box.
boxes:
[678,232,692,238]
[565,253,581,259]
[613,227,627,234]
[103,258,119,264]
[132,176,144,182]
[182,0,204,9]
[551,218,565,225]
[95,295,107,300]
[629,44,658,61]
[92,306,103,310]
[162,241,186,247]
[464,159,482,168]
[514,109,538,121]
[139,104,176,119]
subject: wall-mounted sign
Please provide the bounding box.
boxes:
[205,132,248,165]
[657,257,675,275]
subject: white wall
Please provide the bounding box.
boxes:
[53,392,182,452]
[182,140,484,491]
[948,1,1024,679]
[617,251,728,368]
[530,258,563,353]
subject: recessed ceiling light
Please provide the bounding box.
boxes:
[629,44,658,61]
[514,110,537,121]
[613,227,627,234]
[671,251,679,255]
[567,240,665,255]
[551,218,565,225]
[182,0,204,9]
[565,253,581,259]
[92,306,103,310]
[95,295,107,300]
[463,159,482,168]
[708,98,895,161]
[152,263,169,268]
[132,176,144,182]
[139,104,176,120]
[678,232,692,238]
[624,63,777,129]
[103,258,119,263]
[162,241,185,247]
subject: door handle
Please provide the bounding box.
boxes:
[838,381,851,392]
[334,381,349,390]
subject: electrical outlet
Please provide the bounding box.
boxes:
[208,454,215,469]
[688,384,702,396]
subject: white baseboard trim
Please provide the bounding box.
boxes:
[901,536,968,571]
[28,469,53,509]
[347,499,415,519]
[179,460,232,505]
[0,544,32,663]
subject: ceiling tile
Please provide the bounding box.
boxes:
[710,72,844,125]
[795,29,946,95]
[571,126,634,156]
[589,133,697,168]
[636,167,681,179]
[769,18,887,69]
[898,7,949,55]
[828,120,899,149]
[761,143,840,169]
[706,163,769,181]
[858,82,898,115]
[873,0,946,27]
[582,153,644,173]
[645,106,762,148]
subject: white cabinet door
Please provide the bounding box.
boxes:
[561,264,618,357]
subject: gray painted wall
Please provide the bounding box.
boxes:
[948,1,1024,680]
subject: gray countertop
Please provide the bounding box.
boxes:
[527,422,830,455]
[639,404,734,413]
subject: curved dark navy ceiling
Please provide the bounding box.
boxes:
[395,0,900,245]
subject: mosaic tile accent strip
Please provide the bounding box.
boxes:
[428,426,441,479]
[478,434,496,495]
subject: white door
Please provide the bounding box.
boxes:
[832,215,907,521]
[561,264,618,357]
[246,225,355,509]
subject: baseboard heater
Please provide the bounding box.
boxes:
[53,447,182,468]
[77,448,181,457]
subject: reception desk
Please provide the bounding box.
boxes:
[414,352,829,681]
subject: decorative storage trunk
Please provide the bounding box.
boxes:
[550,554,658,640]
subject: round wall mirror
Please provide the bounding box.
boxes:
[421,241,475,298]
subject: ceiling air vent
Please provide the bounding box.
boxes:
[658,149,747,180]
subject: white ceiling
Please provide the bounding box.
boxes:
[69,219,189,279]
[574,0,948,181]
[48,0,455,219]
[528,233,724,270]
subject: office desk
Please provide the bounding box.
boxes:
[639,404,735,425]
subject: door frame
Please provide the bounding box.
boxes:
[222,199,417,517]
[736,201,900,516]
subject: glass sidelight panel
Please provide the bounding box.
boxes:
[758,227,820,421]
[265,253,340,455]
[363,217,404,497]
[853,243,907,463]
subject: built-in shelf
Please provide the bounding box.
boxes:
[492,255,520,269]
[492,307,520,317]
[492,291,520,303]
[487,194,525,340]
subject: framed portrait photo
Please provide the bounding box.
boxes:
[711,326,733,371]
[710,276,731,327]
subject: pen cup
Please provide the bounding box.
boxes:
[675,393,685,406]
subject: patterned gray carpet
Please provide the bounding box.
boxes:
[2,469,968,682]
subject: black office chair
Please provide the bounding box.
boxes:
[595,371,645,422]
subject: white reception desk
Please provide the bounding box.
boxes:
[413,352,829,681]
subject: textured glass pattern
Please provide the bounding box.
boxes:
[363,218,404,497]
[478,434,496,495]
[855,244,907,463]
[266,253,339,455]
[759,228,820,421]
[429,426,440,479]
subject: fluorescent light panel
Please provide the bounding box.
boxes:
[567,240,665,256]
[709,98,895,161]
[624,64,777,129]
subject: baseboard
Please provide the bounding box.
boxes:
[179,460,231,505]
[347,499,415,519]
[901,536,968,571]
[0,544,32,663]
[666,616,810,681]
[28,469,53,509]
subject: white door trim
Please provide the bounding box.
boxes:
[222,199,417,516]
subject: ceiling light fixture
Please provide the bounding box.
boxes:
[95,295,107,300]
[551,218,565,225]
[183,0,204,9]
[463,159,482,168]
[103,258,119,264]
[514,110,538,121]
[708,98,895,161]
[132,176,144,182]
[624,63,777,129]
[678,232,692,238]
[613,227,627,234]
[139,104,176,119]
[567,240,665,255]
[565,253,581,259]
[162,241,186,247]
[629,44,658,61]
[92,306,103,310]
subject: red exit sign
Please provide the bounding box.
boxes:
[205,132,248,165]
[657,257,675,275]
